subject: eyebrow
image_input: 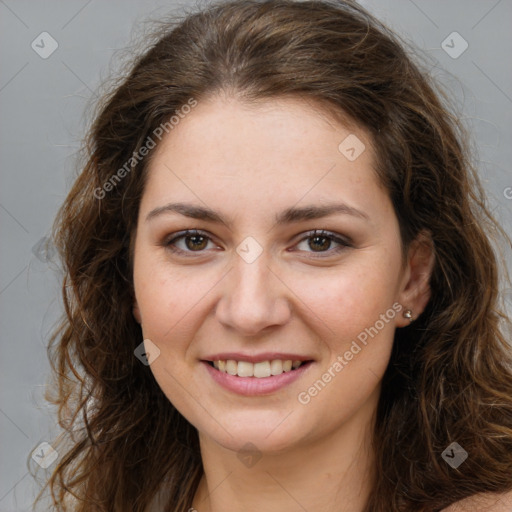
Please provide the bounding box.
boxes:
[145,201,369,226]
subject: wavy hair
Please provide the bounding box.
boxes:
[36,0,512,510]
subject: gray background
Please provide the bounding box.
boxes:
[1,1,511,510]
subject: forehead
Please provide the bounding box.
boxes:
[152,94,366,160]
[139,95,388,224]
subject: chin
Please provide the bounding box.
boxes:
[199,414,309,454]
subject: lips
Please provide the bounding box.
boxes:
[200,353,314,395]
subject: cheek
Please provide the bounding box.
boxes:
[133,253,208,342]
[133,263,206,413]
[301,258,401,338]
[295,270,399,427]
[293,253,402,403]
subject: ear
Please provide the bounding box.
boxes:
[133,300,142,324]
[396,230,435,327]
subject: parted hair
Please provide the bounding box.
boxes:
[37,1,512,510]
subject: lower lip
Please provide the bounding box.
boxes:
[202,361,313,396]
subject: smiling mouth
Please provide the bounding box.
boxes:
[204,359,313,378]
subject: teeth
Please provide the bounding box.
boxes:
[212,359,305,377]
[226,360,238,375]
[270,360,283,375]
[237,361,253,377]
[254,361,271,378]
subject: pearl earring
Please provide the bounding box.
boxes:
[403,309,413,322]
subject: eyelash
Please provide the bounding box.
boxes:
[163,229,352,258]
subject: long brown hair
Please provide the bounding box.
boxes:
[35,1,512,510]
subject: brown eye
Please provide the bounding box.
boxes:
[294,230,352,257]
[165,230,217,256]
[308,234,332,252]
[183,234,208,251]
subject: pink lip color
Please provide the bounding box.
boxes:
[201,360,313,396]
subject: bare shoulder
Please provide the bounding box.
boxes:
[441,490,512,511]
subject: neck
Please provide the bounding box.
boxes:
[192,390,378,512]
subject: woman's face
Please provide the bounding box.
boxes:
[132,95,431,453]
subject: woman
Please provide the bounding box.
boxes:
[38,0,512,511]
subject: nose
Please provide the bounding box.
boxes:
[215,251,291,336]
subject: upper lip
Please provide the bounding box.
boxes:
[202,352,314,363]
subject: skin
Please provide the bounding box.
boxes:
[132,94,435,512]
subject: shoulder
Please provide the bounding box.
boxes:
[441,490,512,511]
